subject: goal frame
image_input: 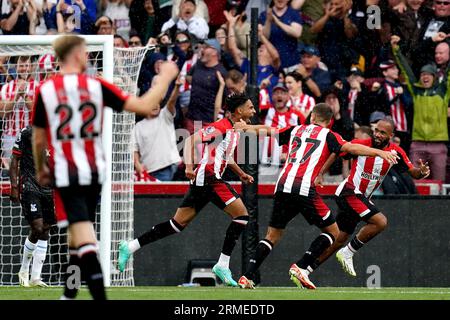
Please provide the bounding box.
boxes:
[0,35,115,286]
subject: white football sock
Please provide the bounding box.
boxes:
[217,253,230,268]
[128,239,141,254]
[31,240,47,281]
[20,238,36,273]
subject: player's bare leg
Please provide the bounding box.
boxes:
[65,221,105,300]
[118,207,196,272]
[19,218,49,287]
[290,223,340,289]
[336,212,387,277]
[239,227,284,289]
[213,199,249,287]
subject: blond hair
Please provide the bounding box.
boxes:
[53,35,86,63]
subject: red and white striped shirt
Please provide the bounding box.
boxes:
[194,118,240,186]
[261,107,301,165]
[32,74,129,188]
[1,78,36,137]
[335,138,413,198]
[286,93,315,115]
[275,124,346,196]
[384,82,407,132]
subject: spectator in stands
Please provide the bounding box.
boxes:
[161,0,209,40]
[1,0,37,35]
[55,0,94,34]
[0,56,36,168]
[389,0,431,63]
[134,79,182,181]
[310,0,358,82]
[435,41,450,82]
[285,71,315,119]
[225,4,250,57]
[370,59,412,153]
[100,0,131,40]
[259,0,303,70]
[214,69,246,120]
[172,0,209,22]
[343,66,373,126]
[113,34,128,47]
[204,0,227,35]
[296,45,332,99]
[167,31,197,111]
[412,0,450,72]
[155,0,174,32]
[260,82,302,182]
[226,11,281,112]
[319,86,354,181]
[224,68,246,94]
[184,39,227,133]
[45,0,96,34]
[128,33,143,47]
[95,15,115,34]
[139,51,166,96]
[392,35,449,182]
[129,0,158,44]
[215,25,239,70]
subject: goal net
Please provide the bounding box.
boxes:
[0,35,148,286]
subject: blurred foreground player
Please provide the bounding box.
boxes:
[10,125,55,287]
[118,93,258,287]
[32,35,178,300]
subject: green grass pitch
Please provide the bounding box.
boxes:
[0,286,449,300]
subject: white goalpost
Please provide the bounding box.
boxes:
[0,35,149,287]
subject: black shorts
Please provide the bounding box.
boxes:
[20,191,56,225]
[335,194,381,234]
[270,191,335,229]
[54,184,102,227]
[179,180,240,212]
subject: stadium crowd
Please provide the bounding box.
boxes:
[1,0,450,194]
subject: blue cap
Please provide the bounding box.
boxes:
[204,38,221,56]
[301,45,320,57]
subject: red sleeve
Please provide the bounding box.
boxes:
[326,131,347,154]
[97,77,129,112]
[200,121,228,143]
[31,86,48,129]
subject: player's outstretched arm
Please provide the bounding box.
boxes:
[234,119,277,135]
[341,142,399,164]
[123,61,179,116]
[408,159,431,179]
